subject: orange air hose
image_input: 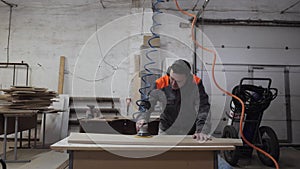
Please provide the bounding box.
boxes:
[173,1,279,168]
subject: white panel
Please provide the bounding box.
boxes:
[41,94,70,144]
[212,48,300,65]
[292,121,300,144]
[253,68,285,93]
[252,68,287,130]
[204,26,300,49]
[290,69,300,95]
[263,96,286,121]
[203,70,250,95]
[224,70,251,92]
[252,66,288,141]
[291,96,300,120]
[290,68,300,120]
[260,120,287,141]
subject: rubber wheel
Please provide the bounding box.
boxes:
[256,126,280,167]
[0,158,6,169]
[222,125,240,166]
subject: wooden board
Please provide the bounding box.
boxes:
[0,87,47,92]
[58,56,65,94]
[68,132,243,147]
[0,94,11,100]
[0,109,38,113]
[0,109,38,117]
[0,86,58,110]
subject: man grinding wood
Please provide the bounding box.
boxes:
[136,59,211,141]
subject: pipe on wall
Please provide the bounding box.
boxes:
[196,18,300,27]
[0,0,17,65]
[0,62,29,86]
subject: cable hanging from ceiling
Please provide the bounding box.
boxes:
[136,0,163,113]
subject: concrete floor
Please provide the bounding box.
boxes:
[0,141,68,169]
[1,140,300,169]
[232,147,300,169]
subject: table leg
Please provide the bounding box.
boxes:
[68,150,73,169]
[43,112,46,148]
[214,152,218,169]
[13,117,18,160]
[34,114,37,148]
[19,131,22,148]
[28,129,31,148]
[3,116,8,161]
[5,116,31,163]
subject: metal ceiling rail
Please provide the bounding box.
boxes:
[196,18,300,27]
[206,63,300,67]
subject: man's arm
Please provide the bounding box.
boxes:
[194,80,211,135]
[135,89,166,131]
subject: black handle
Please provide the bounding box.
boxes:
[239,77,272,93]
[270,88,278,100]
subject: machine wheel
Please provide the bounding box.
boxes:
[0,158,6,169]
[256,126,280,167]
[222,125,240,166]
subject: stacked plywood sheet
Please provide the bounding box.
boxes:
[0,86,58,110]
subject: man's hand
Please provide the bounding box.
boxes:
[193,133,210,141]
[136,119,146,132]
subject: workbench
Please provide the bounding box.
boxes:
[0,109,38,162]
[0,110,37,148]
[51,133,242,169]
[0,108,62,162]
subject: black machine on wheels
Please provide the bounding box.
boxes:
[222,77,280,167]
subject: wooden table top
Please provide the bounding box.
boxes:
[51,132,243,151]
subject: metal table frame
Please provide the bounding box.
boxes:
[1,110,37,163]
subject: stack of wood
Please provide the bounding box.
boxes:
[0,86,58,110]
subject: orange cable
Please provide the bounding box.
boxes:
[174,1,279,168]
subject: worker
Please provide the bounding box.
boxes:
[136,59,211,141]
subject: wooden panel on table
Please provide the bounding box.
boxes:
[68,132,243,147]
